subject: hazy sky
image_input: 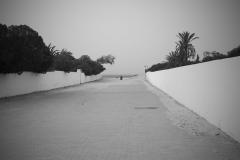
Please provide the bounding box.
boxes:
[1,0,240,74]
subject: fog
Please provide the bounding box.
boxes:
[1,0,240,74]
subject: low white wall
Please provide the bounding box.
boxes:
[0,70,102,98]
[146,57,240,142]
[80,72,103,84]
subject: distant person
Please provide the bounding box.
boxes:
[120,75,123,80]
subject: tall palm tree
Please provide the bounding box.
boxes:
[176,31,199,65]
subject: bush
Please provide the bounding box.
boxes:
[76,55,105,76]
[146,62,169,72]
[202,51,227,62]
[0,24,53,73]
[227,46,240,58]
[51,49,77,72]
[96,54,115,64]
[0,23,107,75]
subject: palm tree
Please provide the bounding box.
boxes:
[176,31,199,65]
[47,43,59,56]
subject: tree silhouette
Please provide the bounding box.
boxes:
[96,54,115,65]
[52,49,77,72]
[76,55,105,76]
[176,31,199,65]
[0,24,53,73]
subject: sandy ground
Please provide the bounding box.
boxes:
[0,76,239,160]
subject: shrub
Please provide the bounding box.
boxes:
[227,45,240,58]
[146,62,169,72]
[96,54,115,65]
[0,24,53,73]
[76,55,105,76]
[202,51,226,62]
[0,23,107,75]
[51,49,77,72]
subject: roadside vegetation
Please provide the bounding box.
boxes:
[0,23,115,75]
[147,31,240,72]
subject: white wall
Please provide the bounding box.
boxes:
[146,57,240,142]
[0,70,102,98]
[80,72,103,84]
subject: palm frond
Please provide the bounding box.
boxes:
[175,31,199,64]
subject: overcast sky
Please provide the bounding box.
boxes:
[1,0,240,74]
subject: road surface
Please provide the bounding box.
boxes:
[0,76,240,160]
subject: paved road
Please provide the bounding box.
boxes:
[0,77,240,160]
